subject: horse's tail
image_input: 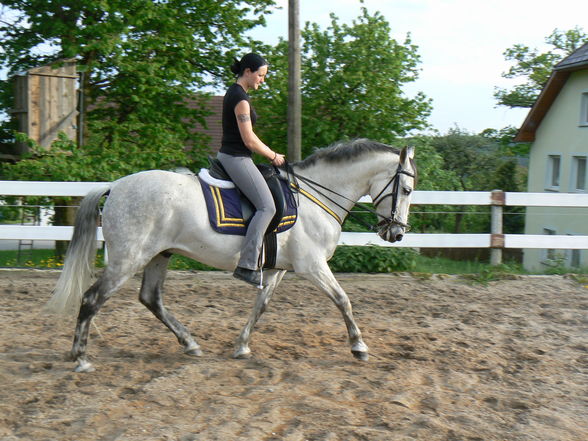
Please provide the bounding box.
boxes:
[45,185,111,316]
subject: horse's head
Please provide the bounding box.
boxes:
[370,146,416,243]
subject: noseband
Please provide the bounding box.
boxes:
[371,164,415,232]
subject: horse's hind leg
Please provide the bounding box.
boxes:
[296,261,369,361]
[234,269,286,359]
[71,268,135,372]
[70,279,103,372]
[139,253,202,357]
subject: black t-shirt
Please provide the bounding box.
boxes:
[220,83,257,157]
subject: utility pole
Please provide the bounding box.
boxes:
[287,0,301,162]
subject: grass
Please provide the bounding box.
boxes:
[412,255,522,275]
[4,247,588,276]
[0,249,217,271]
[0,249,70,269]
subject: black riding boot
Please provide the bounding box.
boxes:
[233,266,262,287]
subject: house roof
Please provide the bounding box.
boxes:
[554,41,588,71]
[514,42,588,142]
[189,95,223,151]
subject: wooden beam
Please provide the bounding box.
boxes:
[287,0,301,162]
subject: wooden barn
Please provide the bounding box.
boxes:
[10,59,78,155]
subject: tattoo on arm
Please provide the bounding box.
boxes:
[237,113,251,123]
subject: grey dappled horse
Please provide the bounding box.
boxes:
[46,139,416,372]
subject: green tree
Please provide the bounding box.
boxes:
[495,27,587,108]
[428,128,525,233]
[0,0,275,179]
[254,8,432,157]
[480,126,530,157]
[401,135,461,234]
[0,0,274,258]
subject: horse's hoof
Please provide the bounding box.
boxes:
[185,347,203,357]
[352,350,369,361]
[233,348,252,359]
[74,359,95,373]
[184,342,203,357]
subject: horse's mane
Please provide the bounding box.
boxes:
[295,139,400,170]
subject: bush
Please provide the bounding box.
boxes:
[328,245,418,273]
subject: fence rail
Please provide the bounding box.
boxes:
[3,181,588,264]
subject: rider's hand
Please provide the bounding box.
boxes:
[271,152,285,166]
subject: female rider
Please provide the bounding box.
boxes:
[217,53,286,287]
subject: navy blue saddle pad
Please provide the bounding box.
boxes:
[198,168,297,236]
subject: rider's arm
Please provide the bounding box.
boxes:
[235,100,284,165]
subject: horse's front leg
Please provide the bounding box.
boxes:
[296,261,369,361]
[234,269,286,359]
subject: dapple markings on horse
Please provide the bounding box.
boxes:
[46,139,416,372]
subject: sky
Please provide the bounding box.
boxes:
[1,0,585,134]
[245,0,586,134]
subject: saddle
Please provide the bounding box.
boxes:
[197,157,298,268]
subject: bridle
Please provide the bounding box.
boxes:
[283,162,415,233]
[371,163,415,232]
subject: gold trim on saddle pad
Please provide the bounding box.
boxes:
[211,186,246,228]
[278,217,297,229]
[211,186,297,230]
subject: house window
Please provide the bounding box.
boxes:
[545,155,561,190]
[572,156,587,192]
[581,92,588,127]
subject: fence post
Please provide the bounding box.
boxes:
[490,190,505,265]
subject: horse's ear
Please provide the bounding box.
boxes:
[400,146,415,165]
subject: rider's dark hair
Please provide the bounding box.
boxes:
[230,53,268,76]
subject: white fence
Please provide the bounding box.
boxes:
[2,181,588,265]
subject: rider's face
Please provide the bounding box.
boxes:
[244,65,268,90]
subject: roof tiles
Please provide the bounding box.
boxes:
[555,42,588,70]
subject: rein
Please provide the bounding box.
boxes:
[282,162,414,232]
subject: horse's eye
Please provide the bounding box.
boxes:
[403,188,412,196]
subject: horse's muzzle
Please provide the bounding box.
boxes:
[376,217,409,243]
[378,225,404,243]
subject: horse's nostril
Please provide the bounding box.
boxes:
[396,234,403,242]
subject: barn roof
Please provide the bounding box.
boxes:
[187,95,223,152]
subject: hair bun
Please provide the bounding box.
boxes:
[230,53,268,77]
[230,58,241,75]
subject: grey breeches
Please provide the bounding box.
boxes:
[217,152,276,270]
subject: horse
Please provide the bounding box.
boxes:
[46,139,416,372]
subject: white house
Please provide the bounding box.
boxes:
[515,42,588,270]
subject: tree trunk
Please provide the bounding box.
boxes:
[53,197,81,259]
[454,207,464,233]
